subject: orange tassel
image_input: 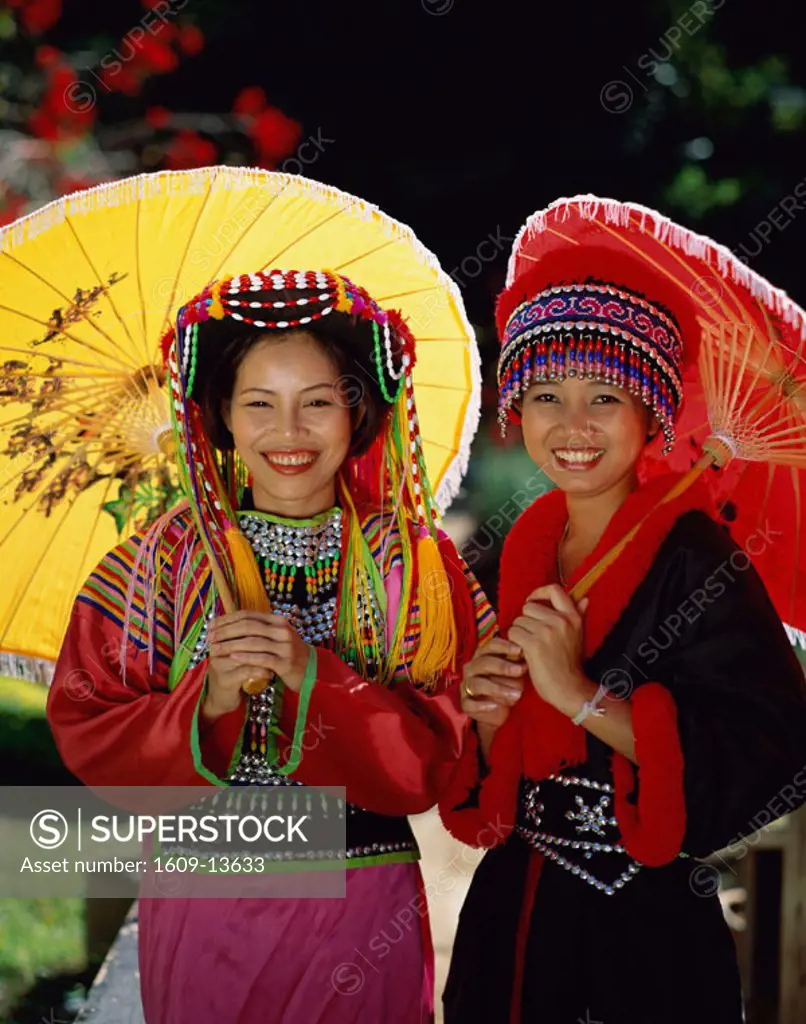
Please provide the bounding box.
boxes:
[209,280,226,320]
[224,526,272,694]
[224,527,271,611]
[410,529,458,688]
[329,271,351,313]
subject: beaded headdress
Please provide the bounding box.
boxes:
[495,247,693,454]
[161,268,456,688]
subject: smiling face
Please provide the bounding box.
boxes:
[519,376,656,500]
[221,332,357,517]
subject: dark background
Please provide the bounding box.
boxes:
[23,0,806,339]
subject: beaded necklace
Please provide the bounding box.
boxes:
[189,500,387,782]
[228,506,342,784]
[238,506,343,644]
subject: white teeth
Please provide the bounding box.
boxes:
[555,449,605,464]
[265,453,317,466]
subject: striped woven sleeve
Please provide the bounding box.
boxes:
[462,553,497,648]
[74,524,176,672]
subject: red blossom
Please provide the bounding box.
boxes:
[64,104,96,134]
[137,16,177,43]
[152,20,178,42]
[136,36,179,74]
[100,64,142,95]
[55,175,97,195]
[28,108,60,140]
[36,63,96,135]
[14,0,62,35]
[250,106,302,164]
[35,45,62,69]
[164,130,218,170]
[178,24,204,56]
[16,0,62,35]
[14,0,302,201]
[44,64,77,105]
[233,86,267,118]
[0,194,28,227]
[146,106,172,129]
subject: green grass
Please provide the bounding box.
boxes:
[0,679,48,718]
[0,898,85,1018]
[0,677,70,779]
[0,679,86,1019]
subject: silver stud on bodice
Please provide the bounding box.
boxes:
[238,509,343,568]
[565,793,618,837]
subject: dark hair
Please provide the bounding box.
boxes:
[194,314,389,456]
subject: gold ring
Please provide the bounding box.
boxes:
[464,680,475,699]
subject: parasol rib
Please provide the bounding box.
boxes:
[204,191,284,288]
[335,238,396,271]
[595,218,735,330]
[258,205,347,271]
[134,198,146,345]
[155,175,218,344]
[378,286,442,302]
[0,305,140,374]
[0,479,95,646]
[0,340,136,375]
[1,249,143,368]
[63,216,150,368]
[790,466,802,623]
[3,476,119,644]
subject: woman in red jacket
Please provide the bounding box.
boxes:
[440,236,806,1024]
[48,269,495,1024]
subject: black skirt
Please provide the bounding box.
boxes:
[444,829,743,1024]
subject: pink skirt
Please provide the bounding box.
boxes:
[138,862,433,1024]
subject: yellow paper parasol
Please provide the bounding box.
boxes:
[0,167,480,680]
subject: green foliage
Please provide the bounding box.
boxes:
[0,683,85,1017]
[101,474,184,536]
[665,164,742,219]
[631,4,801,233]
[0,679,48,718]
[770,86,806,132]
[694,49,788,111]
[0,678,73,783]
[0,898,85,1019]
[0,10,15,41]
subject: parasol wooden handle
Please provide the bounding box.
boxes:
[503,447,724,665]
[207,553,273,697]
[569,447,721,601]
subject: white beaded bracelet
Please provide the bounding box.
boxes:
[571,682,609,726]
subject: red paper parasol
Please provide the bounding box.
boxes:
[506,195,806,641]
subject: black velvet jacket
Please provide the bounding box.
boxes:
[440,476,806,1024]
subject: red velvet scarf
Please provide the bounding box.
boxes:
[473,471,716,833]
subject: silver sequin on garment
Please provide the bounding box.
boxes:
[517,774,640,895]
[229,509,343,785]
[188,509,343,665]
[238,509,343,568]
